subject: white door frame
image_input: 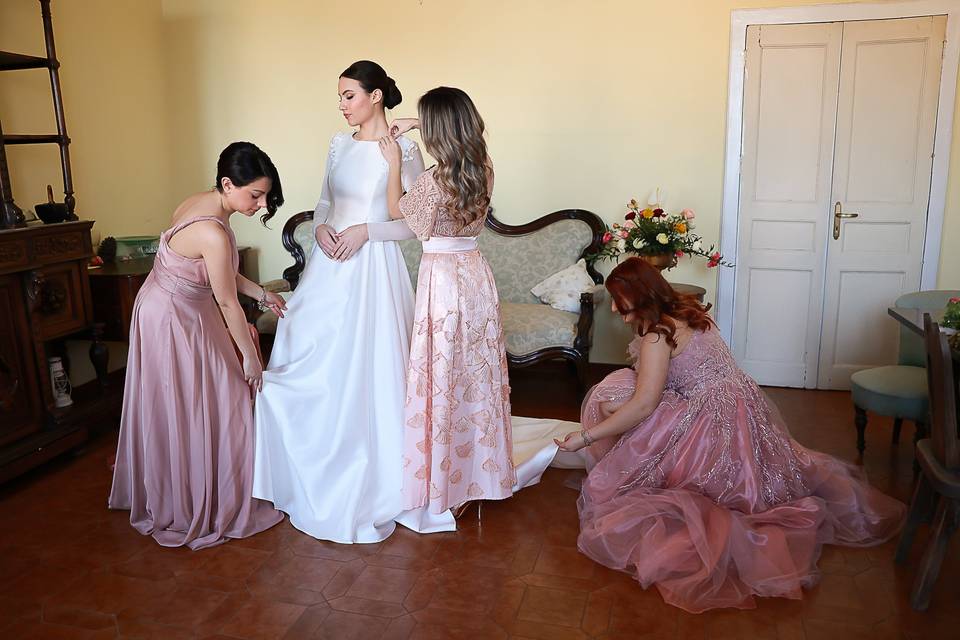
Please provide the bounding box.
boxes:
[716,0,960,346]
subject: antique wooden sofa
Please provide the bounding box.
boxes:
[257,208,606,386]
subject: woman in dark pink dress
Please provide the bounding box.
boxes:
[109,142,286,549]
[556,257,905,612]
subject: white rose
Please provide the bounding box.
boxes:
[656,233,669,245]
[693,240,702,252]
[632,238,645,249]
[616,238,627,252]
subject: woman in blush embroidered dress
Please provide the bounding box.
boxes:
[109,142,286,550]
[382,87,516,517]
[555,257,906,613]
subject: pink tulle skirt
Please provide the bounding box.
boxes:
[577,367,905,613]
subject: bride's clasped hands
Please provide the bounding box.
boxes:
[314,220,370,262]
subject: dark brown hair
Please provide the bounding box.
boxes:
[215,141,284,225]
[418,87,491,229]
[340,60,402,109]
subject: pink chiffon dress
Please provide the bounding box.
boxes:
[578,327,906,613]
[108,216,282,550]
[399,167,517,513]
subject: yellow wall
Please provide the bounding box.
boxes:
[0,0,173,240]
[3,0,958,368]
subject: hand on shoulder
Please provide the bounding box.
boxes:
[389,117,419,137]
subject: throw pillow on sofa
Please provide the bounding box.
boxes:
[530,259,595,313]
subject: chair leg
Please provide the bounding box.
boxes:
[892,417,903,444]
[909,497,959,611]
[895,473,936,564]
[913,422,927,476]
[854,406,868,455]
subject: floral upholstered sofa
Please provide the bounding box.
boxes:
[256,209,606,387]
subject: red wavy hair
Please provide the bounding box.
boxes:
[605,257,714,348]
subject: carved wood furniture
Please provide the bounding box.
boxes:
[0,221,114,483]
[256,209,607,389]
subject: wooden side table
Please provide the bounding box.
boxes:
[88,247,251,342]
[671,283,707,303]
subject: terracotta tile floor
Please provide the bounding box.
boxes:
[1,366,958,639]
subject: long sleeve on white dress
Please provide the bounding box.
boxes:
[367,140,425,242]
[312,135,341,236]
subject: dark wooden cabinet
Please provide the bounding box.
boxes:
[0,221,113,483]
[0,273,42,448]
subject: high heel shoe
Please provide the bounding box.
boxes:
[452,500,483,524]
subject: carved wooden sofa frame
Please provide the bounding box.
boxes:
[259,208,606,387]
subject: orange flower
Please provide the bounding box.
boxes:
[641,208,655,219]
[674,222,687,234]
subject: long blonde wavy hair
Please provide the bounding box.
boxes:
[418,87,491,230]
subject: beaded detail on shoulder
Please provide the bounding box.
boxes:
[327,132,349,170]
[397,136,420,163]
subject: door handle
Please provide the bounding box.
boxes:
[833,201,859,240]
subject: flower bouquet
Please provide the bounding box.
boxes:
[942,297,960,334]
[592,192,732,270]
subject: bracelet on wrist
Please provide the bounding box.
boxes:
[580,429,594,446]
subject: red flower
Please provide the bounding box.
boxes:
[625,211,636,221]
[950,297,960,304]
[675,250,684,258]
[602,231,613,243]
[653,208,664,216]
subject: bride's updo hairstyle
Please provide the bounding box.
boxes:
[340,60,402,109]
[605,257,714,348]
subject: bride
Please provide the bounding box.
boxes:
[252,61,455,543]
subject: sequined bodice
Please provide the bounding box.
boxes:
[630,329,749,399]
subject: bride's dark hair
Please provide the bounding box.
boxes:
[340,60,402,109]
[606,258,714,348]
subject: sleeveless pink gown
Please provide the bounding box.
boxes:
[578,328,906,612]
[109,216,282,550]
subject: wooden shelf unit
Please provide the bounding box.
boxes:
[0,0,76,230]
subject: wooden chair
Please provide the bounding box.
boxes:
[893,313,959,611]
[850,290,960,455]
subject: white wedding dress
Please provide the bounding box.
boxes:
[253,131,582,544]
[253,132,456,543]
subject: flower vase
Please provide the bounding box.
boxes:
[639,253,678,271]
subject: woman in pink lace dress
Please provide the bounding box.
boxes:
[381,87,516,517]
[556,257,905,613]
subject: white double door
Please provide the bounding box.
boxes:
[733,16,946,389]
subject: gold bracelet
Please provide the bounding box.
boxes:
[580,429,594,446]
